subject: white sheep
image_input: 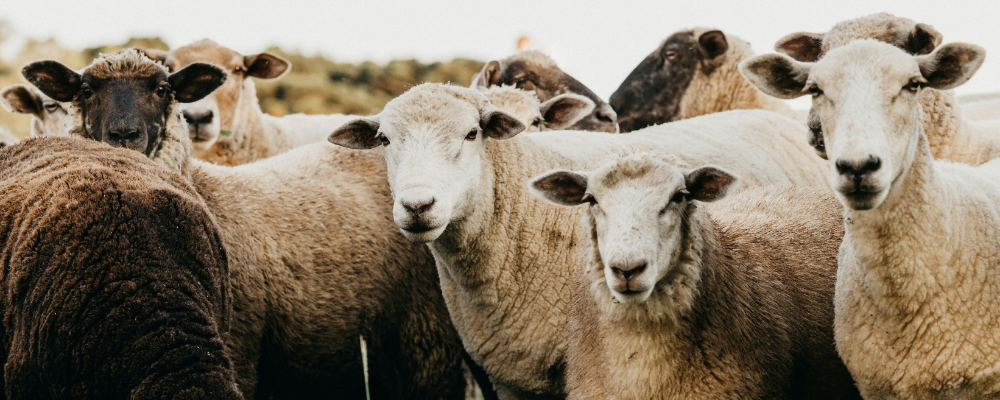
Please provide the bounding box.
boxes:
[143,40,363,166]
[529,154,860,399]
[327,83,829,398]
[23,49,472,400]
[610,28,803,132]
[0,83,74,137]
[472,50,619,133]
[741,39,1000,398]
[478,85,595,132]
[773,12,1000,165]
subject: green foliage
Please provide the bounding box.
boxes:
[0,34,484,137]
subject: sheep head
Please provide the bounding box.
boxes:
[0,84,74,137]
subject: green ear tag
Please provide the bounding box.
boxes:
[220,130,232,137]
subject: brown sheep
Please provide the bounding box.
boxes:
[22,49,472,400]
[0,136,242,399]
[530,154,860,399]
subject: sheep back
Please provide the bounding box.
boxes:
[0,137,240,400]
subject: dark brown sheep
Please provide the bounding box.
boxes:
[0,137,242,400]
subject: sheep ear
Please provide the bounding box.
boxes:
[22,60,81,102]
[169,62,228,103]
[539,93,594,130]
[472,61,501,88]
[140,48,169,64]
[329,117,381,149]
[698,30,729,60]
[0,84,42,115]
[529,169,591,207]
[908,23,942,56]
[481,107,525,140]
[684,166,737,202]
[774,32,825,62]
[244,53,290,80]
[738,54,811,99]
[917,42,985,90]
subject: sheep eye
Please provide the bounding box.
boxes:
[379,136,390,146]
[808,86,822,96]
[81,86,93,98]
[670,190,687,204]
[466,130,478,141]
[906,80,922,92]
[532,118,541,127]
[582,193,596,205]
[44,103,59,112]
[665,50,678,61]
[156,84,169,96]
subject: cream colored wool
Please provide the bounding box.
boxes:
[553,156,856,399]
[334,83,831,398]
[677,28,799,121]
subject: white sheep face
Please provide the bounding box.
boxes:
[529,155,736,305]
[740,39,984,211]
[0,84,74,137]
[328,84,526,243]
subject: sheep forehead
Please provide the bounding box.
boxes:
[503,50,558,69]
[84,49,168,80]
[822,12,917,52]
[380,83,485,139]
[167,39,243,70]
[589,154,684,203]
[812,40,919,93]
[481,86,540,124]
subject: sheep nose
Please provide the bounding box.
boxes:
[611,261,647,282]
[836,156,881,181]
[183,109,214,127]
[109,126,140,142]
[402,198,435,217]
[596,105,617,124]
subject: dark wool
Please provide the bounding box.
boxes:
[0,137,242,400]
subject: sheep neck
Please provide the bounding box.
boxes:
[677,42,795,121]
[841,128,949,317]
[427,137,588,394]
[920,88,999,165]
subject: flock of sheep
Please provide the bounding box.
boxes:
[0,10,997,400]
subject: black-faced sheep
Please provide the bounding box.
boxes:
[530,154,860,399]
[23,49,472,400]
[0,136,242,400]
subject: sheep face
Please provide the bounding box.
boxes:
[529,155,735,305]
[148,41,290,150]
[329,84,525,243]
[740,40,984,211]
[0,84,74,137]
[609,30,728,133]
[481,86,596,132]
[22,50,227,158]
[473,51,618,133]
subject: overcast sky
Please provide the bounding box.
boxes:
[4,0,1000,109]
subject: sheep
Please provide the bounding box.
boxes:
[529,154,860,399]
[772,13,1000,165]
[0,136,242,399]
[471,50,619,133]
[23,49,472,400]
[479,85,595,132]
[142,40,362,166]
[327,82,831,398]
[0,83,74,137]
[741,39,1000,398]
[610,28,802,133]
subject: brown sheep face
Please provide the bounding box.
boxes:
[528,154,736,304]
[22,51,227,157]
[144,41,290,150]
[609,30,727,133]
[473,51,619,133]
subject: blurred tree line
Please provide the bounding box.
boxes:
[0,23,484,137]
